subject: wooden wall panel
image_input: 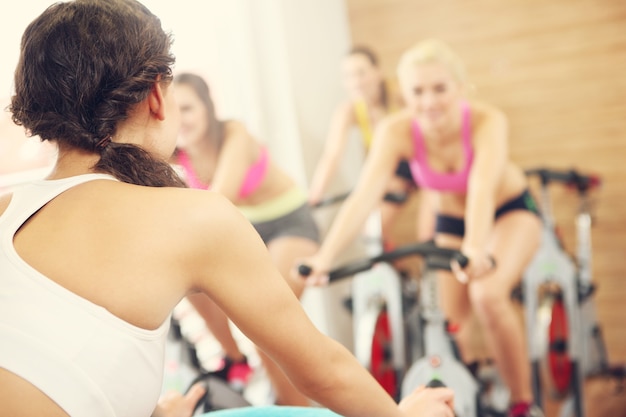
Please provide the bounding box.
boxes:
[345,0,626,382]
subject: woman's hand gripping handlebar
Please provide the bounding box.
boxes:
[295,241,471,286]
[450,251,497,284]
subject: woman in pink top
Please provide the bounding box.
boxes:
[296,39,543,417]
[173,72,323,406]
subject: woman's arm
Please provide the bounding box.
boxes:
[183,193,402,416]
[308,102,356,204]
[461,104,509,277]
[180,192,452,417]
[415,189,438,242]
[307,115,411,279]
[210,121,257,202]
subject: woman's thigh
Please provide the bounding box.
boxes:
[484,210,542,294]
[464,210,542,314]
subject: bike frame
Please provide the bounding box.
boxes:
[523,168,603,417]
[349,209,408,399]
[304,241,489,416]
[310,192,413,399]
[401,257,481,417]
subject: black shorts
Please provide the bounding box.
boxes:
[435,189,541,237]
[252,203,320,245]
[382,159,416,207]
[394,159,414,183]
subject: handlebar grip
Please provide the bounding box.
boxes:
[425,379,447,388]
[310,192,351,209]
[382,192,408,204]
[453,253,469,269]
[297,264,312,277]
[297,263,358,283]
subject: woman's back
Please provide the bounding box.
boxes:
[0,175,231,416]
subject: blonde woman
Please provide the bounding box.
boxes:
[297,39,543,417]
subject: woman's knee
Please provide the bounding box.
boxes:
[439,288,472,325]
[468,277,512,326]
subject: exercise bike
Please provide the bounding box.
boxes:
[300,240,509,417]
[523,167,624,417]
[161,302,253,415]
[310,191,419,401]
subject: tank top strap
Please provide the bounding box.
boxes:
[238,146,269,199]
[354,100,373,149]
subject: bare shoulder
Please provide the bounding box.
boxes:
[466,100,509,154]
[467,100,508,127]
[121,183,241,233]
[222,120,261,161]
[0,192,12,217]
[334,100,357,124]
[224,119,247,136]
[337,99,355,115]
[130,185,265,290]
[377,109,412,137]
[369,110,413,157]
[72,180,254,295]
[226,120,262,147]
[83,181,242,248]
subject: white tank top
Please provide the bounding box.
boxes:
[0,174,170,417]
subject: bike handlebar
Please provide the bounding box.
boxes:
[310,192,351,209]
[310,191,408,209]
[298,241,469,283]
[425,379,447,388]
[525,167,601,192]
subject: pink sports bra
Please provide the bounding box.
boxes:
[409,103,474,193]
[177,147,269,199]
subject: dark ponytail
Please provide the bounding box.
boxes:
[10,0,186,188]
[94,143,187,187]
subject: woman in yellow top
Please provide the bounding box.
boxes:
[308,46,435,246]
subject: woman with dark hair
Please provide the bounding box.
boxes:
[308,45,436,247]
[0,1,454,416]
[172,72,320,406]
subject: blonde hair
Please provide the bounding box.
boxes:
[397,39,467,86]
